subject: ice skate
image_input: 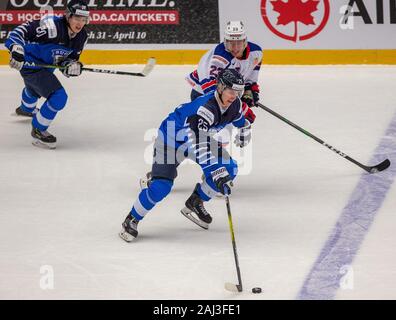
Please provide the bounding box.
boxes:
[119,214,139,242]
[14,106,38,118]
[181,185,212,230]
[31,127,57,149]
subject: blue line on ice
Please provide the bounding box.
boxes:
[298,111,396,300]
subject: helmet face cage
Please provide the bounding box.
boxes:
[65,1,90,24]
[224,21,247,52]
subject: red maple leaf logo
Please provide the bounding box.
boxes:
[270,0,319,41]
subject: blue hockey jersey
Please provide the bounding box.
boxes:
[159,91,246,148]
[5,15,87,71]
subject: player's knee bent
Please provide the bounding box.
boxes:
[147,178,173,203]
[48,88,68,111]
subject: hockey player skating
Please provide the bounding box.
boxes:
[186,20,262,121]
[120,69,252,242]
[5,0,89,149]
[141,21,260,186]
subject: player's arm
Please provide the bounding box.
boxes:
[5,17,64,70]
[188,106,233,195]
[4,20,46,70]
[242,53,263,107]
[187,106,219,166]
[199,55,229,94]
[233,101,253,148]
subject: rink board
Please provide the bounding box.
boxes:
[1,49,396,65]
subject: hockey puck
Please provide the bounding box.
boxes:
[252,287,262,294]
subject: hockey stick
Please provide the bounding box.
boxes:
[22,57,156,77]
[83,57,156,77]
[224,196,243,293]
[256,102,391,174]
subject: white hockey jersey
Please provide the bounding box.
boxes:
[186,42,263,94]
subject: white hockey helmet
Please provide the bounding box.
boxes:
[224,21,247,53]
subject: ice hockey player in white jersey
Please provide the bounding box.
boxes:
[186,20,262,114]
[186,21,260,145]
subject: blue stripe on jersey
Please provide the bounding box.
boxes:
[247,42,262,53]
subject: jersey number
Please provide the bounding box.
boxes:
[35,27,47,38]
[209,66,223,77]
[198,118,209,132]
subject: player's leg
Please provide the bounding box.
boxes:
[120,139,180,242]
[15,87,40,117]
[24,70,67,149]
[181,145,238,229]
[31,87,67,149]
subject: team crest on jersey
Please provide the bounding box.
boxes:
[51,49,71,64]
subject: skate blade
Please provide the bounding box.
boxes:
[11,112,33,118]
[180,207,209,230]
[119,230,136,242]
[32,139,56,150]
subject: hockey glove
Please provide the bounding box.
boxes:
[9,44,25,71]
[241,83,260,107]
[211,167,233,195]
[61,60,83,77]
[234,120,252,148]
[242,102,256,124]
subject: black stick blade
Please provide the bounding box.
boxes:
[368,159,391,173]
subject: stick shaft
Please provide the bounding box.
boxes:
[81,67,145,76]
[256,102,376,173]
[23,59,155,77]
[225,196,243,291]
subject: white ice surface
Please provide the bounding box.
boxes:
[0,65,395,300]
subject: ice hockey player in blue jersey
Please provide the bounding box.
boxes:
[5,0,89,149]
[119,69,253,242]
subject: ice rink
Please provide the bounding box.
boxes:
[0,64,395,300]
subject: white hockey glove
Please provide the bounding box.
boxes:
[61,60,83,77]
[211,167,233,195]
[234,120,252,148]
[9,44,25,71]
